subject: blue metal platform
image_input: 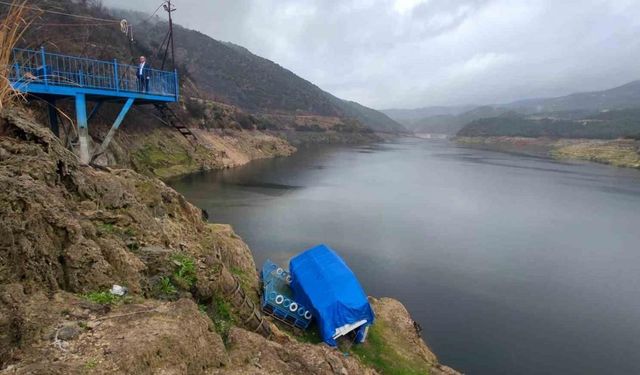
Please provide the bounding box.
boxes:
[8,47,179,164]
[9,47,178,102]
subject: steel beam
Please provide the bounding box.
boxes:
[87,100,103,122]
[91,98,134,162]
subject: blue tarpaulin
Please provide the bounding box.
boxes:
[289,244,374,346]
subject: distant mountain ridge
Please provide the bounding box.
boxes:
[383,80,640,135]
[503,80,640,113]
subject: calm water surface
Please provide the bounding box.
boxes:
[170,138,640,374]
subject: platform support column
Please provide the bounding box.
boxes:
[75,93,90,165]
[92,98,134,162]
[46,97,59,137]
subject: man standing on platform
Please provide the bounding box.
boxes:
[137,56,150,92]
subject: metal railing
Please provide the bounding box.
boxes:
[10,47,178,98]
[260,260,313,330]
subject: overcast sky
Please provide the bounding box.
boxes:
[103,0,640,109]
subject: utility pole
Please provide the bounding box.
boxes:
[163,0,176,70]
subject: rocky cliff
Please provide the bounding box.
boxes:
[0,110,458,374]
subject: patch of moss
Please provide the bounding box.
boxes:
[95,222,116,234]
[351,321,431,375]
[132,142,199,179]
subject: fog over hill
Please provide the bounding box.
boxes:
[384,80,640,135]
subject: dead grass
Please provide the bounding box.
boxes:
[0,1,38,110]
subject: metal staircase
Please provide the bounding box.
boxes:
[153,103,198,143]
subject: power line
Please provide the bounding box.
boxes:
[0,0,120,23]
[32,22,116,27]
[138,2,165,25]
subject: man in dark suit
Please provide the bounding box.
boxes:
[136,56,151,92]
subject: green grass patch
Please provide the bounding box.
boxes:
[84,291,121,305]
[198,303,208,315]
[95,222,116,234]
[171,253,197,289]
[158,276,178,296]
[95,222,136,240]
[211,295,234,340]
[84,358,98,371]
[351,321,431,375]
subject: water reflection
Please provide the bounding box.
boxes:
[170,139,640,375]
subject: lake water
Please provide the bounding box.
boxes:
[170,138,640,374]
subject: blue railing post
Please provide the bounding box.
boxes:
[12,49,19,81]
[113,59,119,92]
[40,47,48,87]
[174,69,179,99]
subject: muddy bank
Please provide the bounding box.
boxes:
[455,136,640,169]
[0,110,458,374]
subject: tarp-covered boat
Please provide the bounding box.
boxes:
[289,244,374,346]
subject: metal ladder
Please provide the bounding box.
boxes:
[153,103,198,143]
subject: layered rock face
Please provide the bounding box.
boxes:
[0,110,458,374]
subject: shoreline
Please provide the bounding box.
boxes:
[454,136,640,169]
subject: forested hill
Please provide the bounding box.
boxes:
[503,80,640,114]
[457,109,640,139]
[116,10,405,133]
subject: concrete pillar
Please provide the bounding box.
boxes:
[75,93,90,165]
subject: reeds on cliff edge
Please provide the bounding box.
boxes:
[0,1,37,110]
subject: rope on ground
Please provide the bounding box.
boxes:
[94,307,160,322]
[53,326,68,352]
